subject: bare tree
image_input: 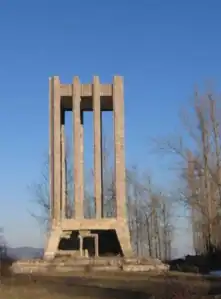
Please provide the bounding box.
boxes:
[126,166,173,259]
[29,140,73,229]
[155,89,221,254]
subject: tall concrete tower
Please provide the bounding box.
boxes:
[44,76,132,260]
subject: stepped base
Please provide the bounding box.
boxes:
[11,257,169,274]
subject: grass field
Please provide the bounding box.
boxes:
[1,271,221,299]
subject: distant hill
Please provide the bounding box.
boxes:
[6,247,44,260]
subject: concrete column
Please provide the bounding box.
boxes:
[79,235,83,257]
[94,234,99,257]
[113,76,126,219]
[72,77,84,219]
[49,77,54,221]
[93,76,102,218]
[50,76,61,226]
[80,111,84,217]
[61,110,66,219]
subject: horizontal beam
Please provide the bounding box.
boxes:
[60,84,112,97]
[61,218,118,230]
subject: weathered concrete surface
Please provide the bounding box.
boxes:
[122,264,169,272]
[44,227,62,260]
[93,76,102,219]
[46,75,133,259]
[11,257,169,274]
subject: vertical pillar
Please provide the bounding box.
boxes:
[50,76,61,226]
[73,77,84,219]
[79,236,83,257]
[113,76,126,219]
[80,111,84,217]
[61,110,66,219]
[93,76,102,218]
[94,235,99,257]
[49,77,54,221]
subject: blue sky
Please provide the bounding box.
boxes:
[0,0,220,257]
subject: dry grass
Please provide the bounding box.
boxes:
[1,271,221,299]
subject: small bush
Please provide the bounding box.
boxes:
[0,255,15,277]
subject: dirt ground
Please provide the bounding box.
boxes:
[1,272,221,299]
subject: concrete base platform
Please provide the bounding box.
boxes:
[11,257,169,274]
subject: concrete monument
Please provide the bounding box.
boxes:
[44,76,132,260]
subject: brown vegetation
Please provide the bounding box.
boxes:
[168,250,221,273]
[0,271,221,299]
[0,256,14,277]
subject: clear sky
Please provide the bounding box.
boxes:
[0,0,220,257]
